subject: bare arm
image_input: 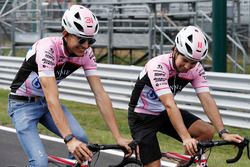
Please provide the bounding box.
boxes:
[197,92,224,132]
[40,76,72,137]
[197,92,243,142]
[40,76,92,162]
[87,75,131,149]
[160,93,197,155]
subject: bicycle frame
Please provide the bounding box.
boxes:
[161,152,207,165]
[48,155,88,167]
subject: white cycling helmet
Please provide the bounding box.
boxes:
[175,26,208,61]
[62,5,99,38]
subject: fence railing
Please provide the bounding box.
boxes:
[0,56,249,129]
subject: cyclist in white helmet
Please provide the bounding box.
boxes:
[128,26,243,167]
[8,5,131,166]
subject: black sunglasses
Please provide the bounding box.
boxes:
[72,34,96,45]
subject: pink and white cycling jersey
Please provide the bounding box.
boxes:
[128,53,209,115]
[10,36,97,97]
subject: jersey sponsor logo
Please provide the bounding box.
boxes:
[32,77,41,89]
[49,47,54,54]
[42,58,55,66]
[169,84,183,95]
[55,69,71,79]
[89,52,96,62]
[168,76,190,95]
[197,68,207,80]
[45,51,55,61]
[156,82,168,87]
[54,62,78,80]
[154,77,167,82]
[157,64,163,70]
[147,89,158,100]
[154,72,165,77]
[153,70,164,73]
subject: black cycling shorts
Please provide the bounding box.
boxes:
[128,108,200,165]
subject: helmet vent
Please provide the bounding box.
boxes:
[74,12,81,20]
[63,19,67,26]
[185,43,192,55]
[202,49,208,57]
[95,24,99,33]
[204,38,207,45]
[74,21,84,32]
[176,37,179,44]
[92,14,97,20]
[187,35,193,43]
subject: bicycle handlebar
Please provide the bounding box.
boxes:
[179,138,250,167]
[73,140,140,167]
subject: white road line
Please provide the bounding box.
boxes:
[0,125,63,143]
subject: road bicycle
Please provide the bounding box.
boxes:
[48,141,143,167]
[48,138,250,167]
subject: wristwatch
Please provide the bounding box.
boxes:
[218,129,229,138]
[64,134,75,144]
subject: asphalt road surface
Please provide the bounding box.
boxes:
[0,127,127,167]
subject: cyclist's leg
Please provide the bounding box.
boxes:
[159,109,215,142]
[128,110,165,167]
[40,103,88,143]
[40,102,88,164]
[61,104,88,143]
[8,99,48,167]
[187,120,215,141]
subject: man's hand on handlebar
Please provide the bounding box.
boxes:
[182,138,198,156]
[116,137,133,157]
[221,133,244,143]
[67,138,93,163]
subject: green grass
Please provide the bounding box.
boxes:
[1,89,249,166]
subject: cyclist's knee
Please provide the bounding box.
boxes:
[29,154,48,167]
[189,120,215,140]
[207,125,215,136]
[199,123,215,140]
